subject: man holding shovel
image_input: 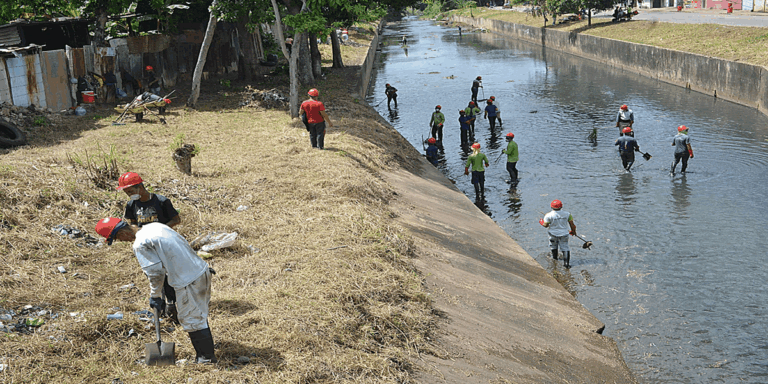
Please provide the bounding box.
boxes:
[95,218,217,364]
[539,199,577,268]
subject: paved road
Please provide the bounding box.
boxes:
[596,7,768,27]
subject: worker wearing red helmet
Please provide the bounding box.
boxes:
[425,137,439,166]
[429,105,445,142]
[385,83,398,109]
[614,127,641,172]
[117,172,182,322]
[501,132,519,182]
[464,101,481,141]
[464,142,490,200]
[471,76,483,107]
[489,96,502,126]
[615,104,634,136]
[300,88,334,149]
[95,217,217,363]
[484,99,500,131]
[145,65,160,95]
[458,109,476,146]
[671,125,693,175]
[539,199,577,268]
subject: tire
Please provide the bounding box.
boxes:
[0,119,27,148]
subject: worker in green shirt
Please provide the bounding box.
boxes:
[464,142,490,200]
[465,101,481,141]
[429,105,446,142]
[502,132,518,183]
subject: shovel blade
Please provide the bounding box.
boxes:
[145,341,176,366]
[643,153,652,161]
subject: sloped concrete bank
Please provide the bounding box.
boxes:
[451,15,768,117]
[359,22,636,383]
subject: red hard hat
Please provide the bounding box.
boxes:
[476,76,482,80]
[145,65,153,71]
[427,137,436,144]
[116,172,142,191]
[469,101,475,106]
[308,88,319,97]
[677,125,688,132]
[385,83,390,87]
[551,199,563,209]
[490,96,495,100]
[164,98,171,104]
[436,105,441,109]
[506,132,514,139]
[95,217,124,245]
[471,143,481,149]
[622,127,632,134]
[621,104,628,110]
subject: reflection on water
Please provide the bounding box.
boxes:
[368,18,768,384]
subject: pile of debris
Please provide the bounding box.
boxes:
[0,102,63,131]
[241,89,289,109]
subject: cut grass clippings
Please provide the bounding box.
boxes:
[446,9,768,68]
[0,27,441,383]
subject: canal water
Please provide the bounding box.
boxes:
[367,18,768,384]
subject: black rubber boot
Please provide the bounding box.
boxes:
[188,328,217,364]
[564,251,571,268]
[551,249,558,260]
[474,183,481,200]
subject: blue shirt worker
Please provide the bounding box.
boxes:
[471,76,482,106]
[458,110,475,145]
[464,142,490,200]
[614,127,641,172]
[425,137,439,166]
[385,83,398,109]
[489,96,502,126]
[671,125,694,175]
[484,100,500,130]
[539,199,577,268]
[502,132,519,182]
[429,105,446,142]
[95,218,217,364]
[616,104,634,135]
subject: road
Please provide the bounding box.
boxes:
[597,7,768,27]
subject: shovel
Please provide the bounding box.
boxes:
[145,307,175,366]
[574,234,594,250]
[640,151,652,161]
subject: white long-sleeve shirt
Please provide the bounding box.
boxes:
[132,223,208,297]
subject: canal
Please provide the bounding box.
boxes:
[367,18,768,384]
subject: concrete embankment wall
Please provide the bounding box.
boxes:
[356,21,636,383]
[451,15,768,117]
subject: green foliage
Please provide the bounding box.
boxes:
[0,0,83,24]
[33,116,47,127]
[220,79,231,88]
[169,133,202,155]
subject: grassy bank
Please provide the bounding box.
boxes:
[447,8,768,67]
[0,26,441,383]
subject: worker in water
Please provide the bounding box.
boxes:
[615,127,641,172]
[502,132,519,183]
[671,125,694,175]
[458,110,475,146]
[484,99,500,131]
[616,104,634,135]
[489,96,502,126]
[385,83,398,109]
[425,137,439,166]
[539,199,577,268]
[471,76,482,107]
[465,101,481,140]
[464,142,490,200]
[429,105,446,142]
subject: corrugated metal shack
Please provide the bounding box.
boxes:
[0,18,240,110]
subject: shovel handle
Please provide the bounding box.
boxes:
[154,307,163,343]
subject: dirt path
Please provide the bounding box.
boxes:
[384,163,636,383]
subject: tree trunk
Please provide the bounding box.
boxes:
[298,35,314,85]
[254,27,265,60]
[93,8,108,47]
[187,0,218,108]
[289,32,303,118]
[588,10,592,26]
[309,33,322,78]
[330,29,344,68]
[270,0,291,60]
[237,16,257,81]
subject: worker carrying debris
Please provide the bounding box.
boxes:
[95,218,217,364]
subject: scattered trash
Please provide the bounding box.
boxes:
[197,251,213,259]
[284,268,292,272]
[247,245,260,254]
[236,356,251,364]
[51,224,100,247]
[107,313,124,320]
[127,328,137,338]
[74,105,86,116]
[190,232,238,252]
[236,205,249,211]
[57,266,67,274]
[0,314,12,321]
[0,364,8,372]
[36,310,47,316]
[25,318,44,327]
[119,283,136,291]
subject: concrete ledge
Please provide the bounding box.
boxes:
[451,15,768,117]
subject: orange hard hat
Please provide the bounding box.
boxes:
[95,217,126,245]
[116,172,143,191]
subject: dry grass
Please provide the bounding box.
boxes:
[448,9,768,67]
[0,29,440,383]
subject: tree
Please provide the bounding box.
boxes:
[578,0,613,25]
[187,0,219,108]
[0,0,83,25]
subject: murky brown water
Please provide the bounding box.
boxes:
[368,18,768,384]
